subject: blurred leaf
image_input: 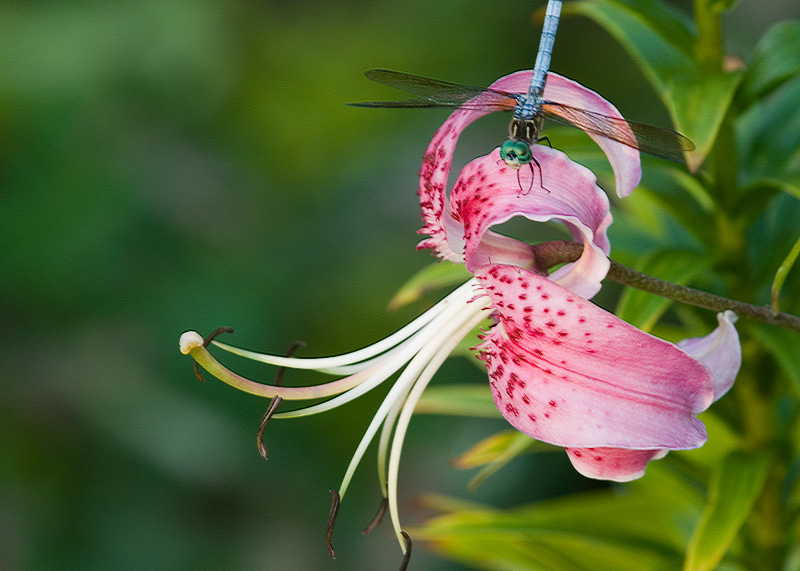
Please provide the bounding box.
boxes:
[748,324,800,394]
[684,450,771,571]
[453,430,537,469]
[771,233,800,313]
[388,261,470,310]
[738,74,800,195]
[453,430,548,491]
[415,384,501,418]
[415,481,694,571]
[415,461,715,571]
[566,0,743,170]
[616,249,708,330]
[743,193,800,299]
[738,20,800,108]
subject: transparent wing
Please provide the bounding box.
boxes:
[349,69,520,111]
[541,101,695,163]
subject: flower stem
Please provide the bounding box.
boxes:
[533,241,800,332]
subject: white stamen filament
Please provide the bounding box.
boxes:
[385,306,489,551]
[335,289,490,500]
[274,280,483,419]
[211,280,477,371]
[183,278,495,550]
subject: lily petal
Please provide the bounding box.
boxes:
[474,264,715,450]
[564,448,668,482]
[418,72,641,262]
[541,73,642,198]
[562,312,740,481]
[677,310,741,400]
[451,148,612,299]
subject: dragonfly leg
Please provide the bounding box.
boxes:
[517,155,549,196]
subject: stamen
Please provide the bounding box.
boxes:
[256,396,283,460]
[326,489,341,559]
[362,497,388,534]
[257,341,306,460]
[398,531,412,571]
[194,327,234,382]
[386,308,488,548]
[211,281,476,371]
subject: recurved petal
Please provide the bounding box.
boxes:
[474,264,715,450]
[418,71,535,262]
[677,310,741,401]
[541,73,642,198]
[451,148,611,299]
[564,447,668,482]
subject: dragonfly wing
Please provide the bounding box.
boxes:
[541,102,694,163]
[350,69,519,111]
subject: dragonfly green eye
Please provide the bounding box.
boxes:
[500,139,532,169]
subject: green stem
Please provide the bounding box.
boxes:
[693,0,724,74]
[533,241,800,332]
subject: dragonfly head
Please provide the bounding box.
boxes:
[501,116,542,168]
[500,139,532,169]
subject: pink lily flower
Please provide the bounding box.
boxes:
[180,70,740,552]
[416,70,740,482]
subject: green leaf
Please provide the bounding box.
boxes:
[415,384,501,418]
[452,430,548,491]
[738,20,800,108]
[771,233,800,313]
[749,324,800,394]
[738,74,800,193]
[684,450,772,571]
[414,461,716,571]
[616,249,708,330]
[388,261,470,310]
[566,0,743,170]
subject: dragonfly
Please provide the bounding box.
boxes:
[348,2,694,180]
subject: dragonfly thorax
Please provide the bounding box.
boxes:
[500,116,543,169]
[509,116,543,143]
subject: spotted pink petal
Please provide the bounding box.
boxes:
[564,448,668,482]
[474,264,715,450]
[562,311,741,481]
[418,71,641,261]
[450,148,611,299]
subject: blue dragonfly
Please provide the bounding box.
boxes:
[349,0,693,178]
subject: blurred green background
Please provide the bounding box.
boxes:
[1,1,797,569]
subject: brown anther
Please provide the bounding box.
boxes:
[255,341,306,459]
[326,489,341,559]
[399,531,412,571]
[362,497,388,535]
[256,396,283,460]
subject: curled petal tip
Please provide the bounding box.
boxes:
[180,331,205,354]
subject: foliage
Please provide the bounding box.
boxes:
[408,1,800,570]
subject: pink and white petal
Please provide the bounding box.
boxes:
[419,71,545,259]
[474,264,715,450]
[565,447,668,482]
[542,73,642,198]
[677,310,741,401]
[419,70,641,261]
[451,148,611,299]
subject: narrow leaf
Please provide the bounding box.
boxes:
[738,20,800,108]
[414,384,501,418]
[566,0,743,169]
[388,262,470,311]
[749,324,800,394]
[771,233,800,313]
[616,249,707,330]
[684,450,771,571]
